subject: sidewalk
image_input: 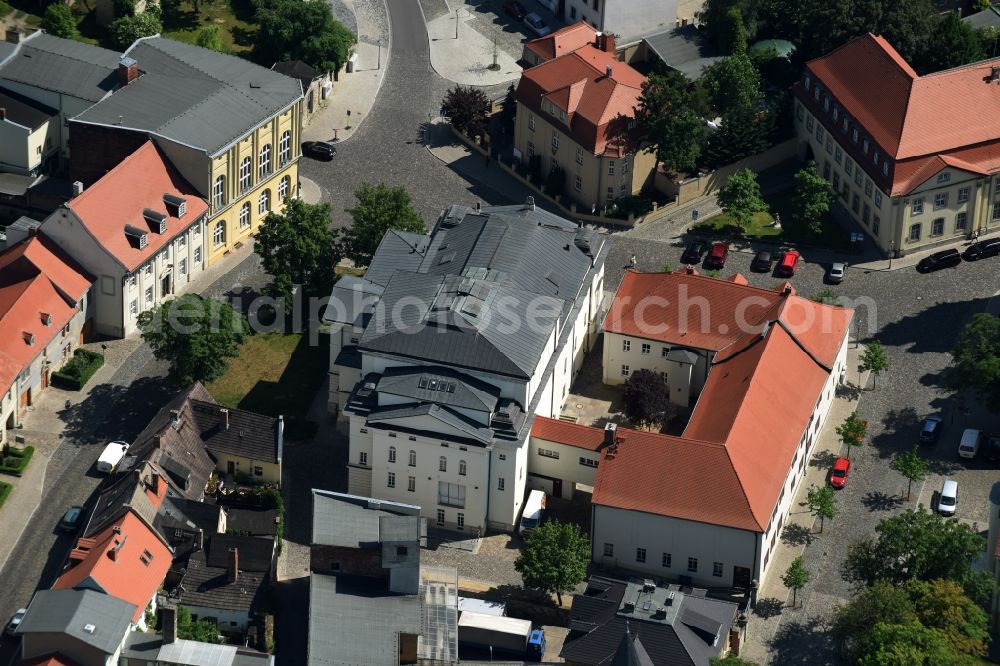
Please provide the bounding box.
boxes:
[739,346,871,664]
[424,3,522,86]
[302,0,390,143]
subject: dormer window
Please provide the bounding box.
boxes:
[24,332,34,346]
[41,313,52,326]
[804,75,811,90]
[163,193,187,218]
[124,224,149,249]
[143,209,168,234]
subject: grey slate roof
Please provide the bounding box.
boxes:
[322,275,384,328]
[84,462,161,538]
[643,26,723,80]
[376,366,500,412]
[312,489,423,548]
[0,40,15,65]
[207,533,274,572]
[226,507,279,537]
[72,37,302,155]
[308,573,422,666]
[964,6,1000,29]
[0,33,120,102]
[17,588,135,655]
[363,229,431,287]
[175,534,272,614]
[366,402,495,445]
[0,86,57,129]
[271,59,319,87]
[188,399,280,464]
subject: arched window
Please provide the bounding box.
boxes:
[278,175,290,201]
[279,130,291,164]
[458,460,466,476]
[259,144,271,179]
[239,202,251,228]
[439,456,447,472]
[239,156,252,192]
[212,175,225,207]
[408,450,416,467]
[258,189,271,215]
[213,220,225,247]
[388,446,396,463]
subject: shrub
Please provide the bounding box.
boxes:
[0,481,11,508]
[607,195,653,220]
[51,349,104,390]
[0,446,35,477]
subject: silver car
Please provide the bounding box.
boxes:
[828,262,846,284]
[524,12,551,36]
[5,608,27,636]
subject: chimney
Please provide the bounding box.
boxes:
[72,181,84,196]
[0,108,6,121]
[161,605,178,644]
[227,547,239,583]
[150,469,161,494]
[154,434,162,448]
[603,422,618,447]
[991,66,1000,83]
[605,64,613,78]
[195,528,204,552]
[170,409,181,429]
[276,415,284,465]
[5,29,22,44]
[525,195,535,211]
[118,56,139,86]
[220,408,230,430]
[601,33,616,53]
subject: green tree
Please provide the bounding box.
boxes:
[781,556,810,608]
[812,289,841,306]
[793,162,834,235]
[703,105,775,167]
[711,656,759,666]
[719,7,748,54]
[622,369,670,431]
[441,85,490,137]
[858,339,889,388]
[842,507,992,605]
[835,411,867,460]
[921,11,986,74]
[110,12,162,50]
[857,621,958,666]
[175,605,219,643]
[907,579,990,658]
[971,0,993,11]
[341,183,426,267]
[806,484,837,533]
[41,4,78,38]
[700,52,762,116]
[256,199,339,312]
[716,168,767,231]
[891,445,928,501]
[941,313,1000,412]
[138,294,248,386]
[196,25,224,51]
[833,581,916,660]
[635,71,704,172]
[254,0,356,74]
[514,519,590,605]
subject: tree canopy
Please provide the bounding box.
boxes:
[941,313,1000,412]
[806,484,837,533]
[41,4,78,39]
[891,445,928,501]
[716,168,767,230]
[859,339,889,387]
[635,71,705,172]
[441,85,491,137]
[793,162,834,235]
[110,11,162,50]
[253,0,356,74]
[622,369,670,431]
[781,555,810,608]
[835,411,867,459]
[701,52,763,117]
[341,183,426,267]
[175,605,220,643]
[138,294,248,386]
[196,25,224,52]
[514,519,590,605]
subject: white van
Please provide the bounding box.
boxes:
[958,429,981,459]
[518,490,546,537]
[96,441,130,474]
[938,479,958,516]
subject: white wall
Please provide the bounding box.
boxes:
[0,81,97,162]
[602,330,710,395]
[527,436,599,499]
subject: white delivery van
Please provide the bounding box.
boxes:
[938,479,958,516]
[958,429,981,459]
[97,441,130,474]
[519,489,546,537]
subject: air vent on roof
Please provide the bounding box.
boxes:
[460,298,483,319]
[163,193,187,218]
[143,209,168,234]
[83,623,96,634]
[437,251,456,266]
[249,81,261,89]
[124,224,149,249]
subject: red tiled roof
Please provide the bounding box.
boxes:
[524,21,596,62]
[531,416,607,451]
[53,510,171,624]
[64,141,208,273]
[20,656,84,666]
[892,142,1000,195]
[517,42,645,156]
[804,33,1000,194]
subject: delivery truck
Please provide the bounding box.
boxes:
[458,611,544,659]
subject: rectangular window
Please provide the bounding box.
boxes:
[912,198,924,215]
[359,451,368,465]
[955,212,968,231]
[937,172,951,184]
[852,128,859,143]
[883,162,889,176]
[796,103,804,121]
[608,160,615,176]
[457,513,465,529]
[862,138,869,154]
[551,133,559,150]
[825,137,833,154]
[129,299,138,316]
[606,186,614,201]
[862,203,870,225]
[662,552,671,568]
[409,450,416,466]
[574,175,582,192]
[713,562,724,577]
[254,466,263,476]
[408,476,415,492]
[622,339,630,351]
[641,343,650,355]
[875,191,883,208]
[842,117,849,132]
[497,477,505,491]
[436,509,445,526]
[128,275,137,289]
[623,157,630,173]
[931,218,944,236]
[909,223,921,242]
[388,447,396,463]
[957,187,969,203]
[387,472,395,488]
[145,286,154,303]
[635,548,646,563]
[194,247,202,264]
[934,193,948,209]
[994,202,1000,220]
[603,543,614,557]
[579,457,599,468]
[873,216,880,235]
[834,146,842,164]
[852,194,860,214]
[538,448,560,459]
[823,161,831,179]
[854,170,863,187]
[806,116,814,132]
[865,179,873,197]
[687,557,698,572]
[845,160,853,176]
[621,364,629,377]
[815,126,823,142]
[528,114,535,131]
[527,141,535,157]
[438,481,466,508]
[575,146,583,165]
[179,258,187,275]
[661,347,669,358]
[832,172,840,190]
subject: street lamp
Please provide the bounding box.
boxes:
[377,39,382,70]
[888,240,894,270]
[455,8,460,39]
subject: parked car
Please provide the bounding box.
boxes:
[916,248,961,273]
[681,240,708,264]
[4,608,26,636]
[776,249,800,277]
[97,440,130,474]
[918,415,943,444]
[301,141,336,160]
[503,0,528,19]
[524,12,551,36]
[984,434,1000,462]
[827,261,847,284]
[519,489,546,537]
[962,237,1000,261]
[830,457,851,489]
[59,505,86,533]
[957,428,981,459]
[938,479,958,516]
[706,242,729,268]
[750,250,773,272]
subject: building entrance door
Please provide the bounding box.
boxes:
[733,566,752,589]
[552,478,563,498]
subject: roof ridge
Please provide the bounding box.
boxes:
[920,54,1000,78]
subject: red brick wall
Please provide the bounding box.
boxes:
[69,122,150,186]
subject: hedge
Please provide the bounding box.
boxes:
[0,481,11,510]
[0,446,35,477]
[51,349,104,390]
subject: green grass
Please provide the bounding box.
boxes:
[694,188,851,251]
[0,481,11,510]
[161,0,256,56]
[206,332,328,439]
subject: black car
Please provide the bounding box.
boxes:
[751,250,773,272]
[962,237,1000,261]
[503,0,528,19]
[58,505,85,533]
[918,415,943,444]
[302,141,336,160]
[985,434,1000,462]
[916,248,961,273]
[681,240,708,264]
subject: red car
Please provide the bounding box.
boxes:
[830,457,851,489]
[777,249,800,276]
[706,242,729,268]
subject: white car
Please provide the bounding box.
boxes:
[828,262,847,284]
[524,12,551,36]
[5,608,27,636]
[97,440,130,474]
[958,428,981,459]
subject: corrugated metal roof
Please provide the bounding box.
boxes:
[0,33,120,102]
[643,25,723,79]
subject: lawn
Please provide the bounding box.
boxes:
[161,0,256,56]
[206,332,329,439]
[694,188,851,251]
